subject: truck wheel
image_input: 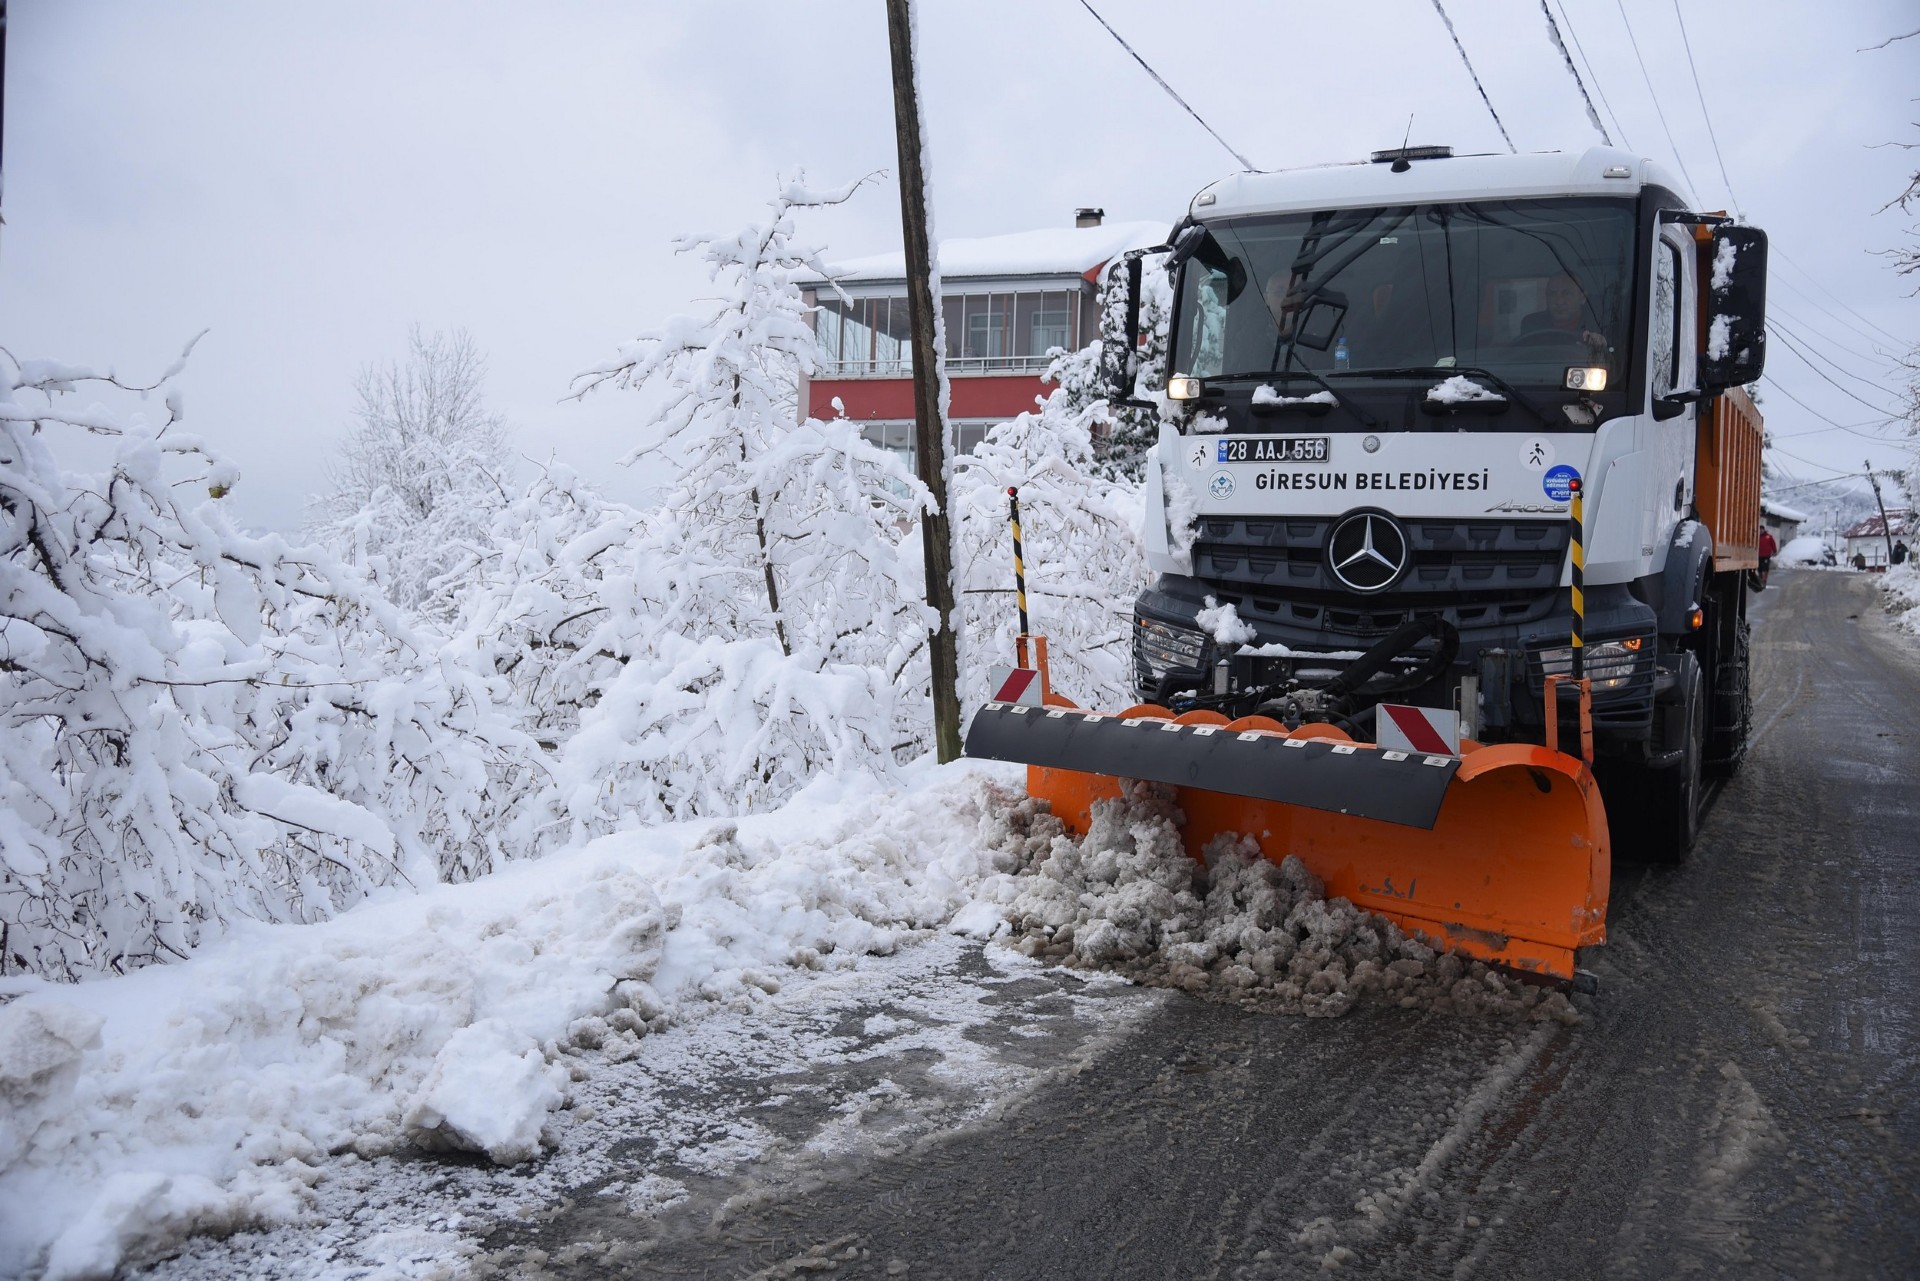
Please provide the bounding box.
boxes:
[1644,657,1706,863]
[1706,611,1750,777]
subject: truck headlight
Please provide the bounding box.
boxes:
[1135,616,1208,681]
[1537,639,1643,691]
[1564,366,1608,392]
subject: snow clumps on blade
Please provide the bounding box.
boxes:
[976,787,1577,1024]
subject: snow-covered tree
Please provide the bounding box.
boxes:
[951,386,1147,712]
[1886,151,1920,485]
[446,462,651,755]
[0,345,540,980]
[309,327,516,623]
[551,176,935,831]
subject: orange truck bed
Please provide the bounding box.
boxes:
[1695,384,1763,573]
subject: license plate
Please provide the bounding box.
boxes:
[1217,436,1331,463]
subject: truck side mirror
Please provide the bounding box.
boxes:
[1700,225,1767,390]
[1106,246,1169,406]
[1105,254,1144,403]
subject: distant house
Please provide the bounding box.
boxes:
[800,211,1168,465]
[1841,510,1914,570]
[1760,497,1807,547]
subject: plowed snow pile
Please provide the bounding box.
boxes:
[960,784,1577,1024]
[0,768,1012,1281]
[1883,562,1920,637]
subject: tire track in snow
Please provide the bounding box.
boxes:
[1286,1025,1555,1271]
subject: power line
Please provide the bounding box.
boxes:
[1773,247,1912,348]
[1767,324,1907,416]
[1075,0,1254,171]
[1669,0,1742,217]
[1551,0,1632,148]
[1609,3,1913,369]
[1769,296,1909,374]
[1429,0,1517,153]
[1759,372,1900,439]
[1769,443,1885,478]
[1765,473,1865,494]
[1768,418,1904,445]
[1538,0,1609,144]
[1772,272,1910,355]
[1611,0,1701,204]
[1767,314,1910,396]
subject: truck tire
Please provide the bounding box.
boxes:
[1644,655,1706,863]
[1706,604,1750,776]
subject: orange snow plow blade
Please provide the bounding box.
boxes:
[968,695,1609,982]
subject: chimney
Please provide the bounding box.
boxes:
[1075,207,1105,228]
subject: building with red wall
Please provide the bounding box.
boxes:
[801,211,1167,462]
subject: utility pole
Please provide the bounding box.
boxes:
[1866,462,1895,569]
[885,0,962,762]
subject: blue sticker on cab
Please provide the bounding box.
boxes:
[1542,464,1580,503]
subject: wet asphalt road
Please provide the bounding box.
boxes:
[495,569,1918,1281]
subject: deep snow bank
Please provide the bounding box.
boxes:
[0,766,1014,1281]
[959,785,1578,1024]
[1882,562,1920,637]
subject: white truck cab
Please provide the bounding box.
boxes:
[1112,145,1769,857]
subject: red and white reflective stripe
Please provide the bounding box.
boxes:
[988,666,1041,706]
[1377,704,1460,756]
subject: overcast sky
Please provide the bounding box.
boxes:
[4,0,1916,531]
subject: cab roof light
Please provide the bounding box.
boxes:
[1371,145,1454,165]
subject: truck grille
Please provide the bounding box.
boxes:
[1191,517,1569,637]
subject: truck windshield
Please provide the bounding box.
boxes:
[1173,199,1636,392]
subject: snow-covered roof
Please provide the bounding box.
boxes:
[814,219,1171,285]
[1190,146,1687,221]
[1762,498,1809,522]
[1842,510,1914,539]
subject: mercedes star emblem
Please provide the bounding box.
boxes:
[1326,511,1409,593]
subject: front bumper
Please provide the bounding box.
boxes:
[1135,573,1660,736]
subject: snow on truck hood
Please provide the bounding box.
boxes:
[1190,146,1685,220]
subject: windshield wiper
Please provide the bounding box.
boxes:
[1364,366,1554,429]
[1218,368,1380,429]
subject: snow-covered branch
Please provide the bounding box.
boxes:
[1,348,542,980]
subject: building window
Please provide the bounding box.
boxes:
[943,289,1081,371]
[814,296,914,377]
[816,287,1086,376]
[1016,292,1072,358]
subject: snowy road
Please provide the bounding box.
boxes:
[128,569,1918,1280]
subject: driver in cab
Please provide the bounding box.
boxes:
[1520,273,1608,361]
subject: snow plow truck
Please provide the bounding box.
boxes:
[967,145,1769,983]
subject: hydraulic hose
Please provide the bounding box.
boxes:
[1323,614,1460,700]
